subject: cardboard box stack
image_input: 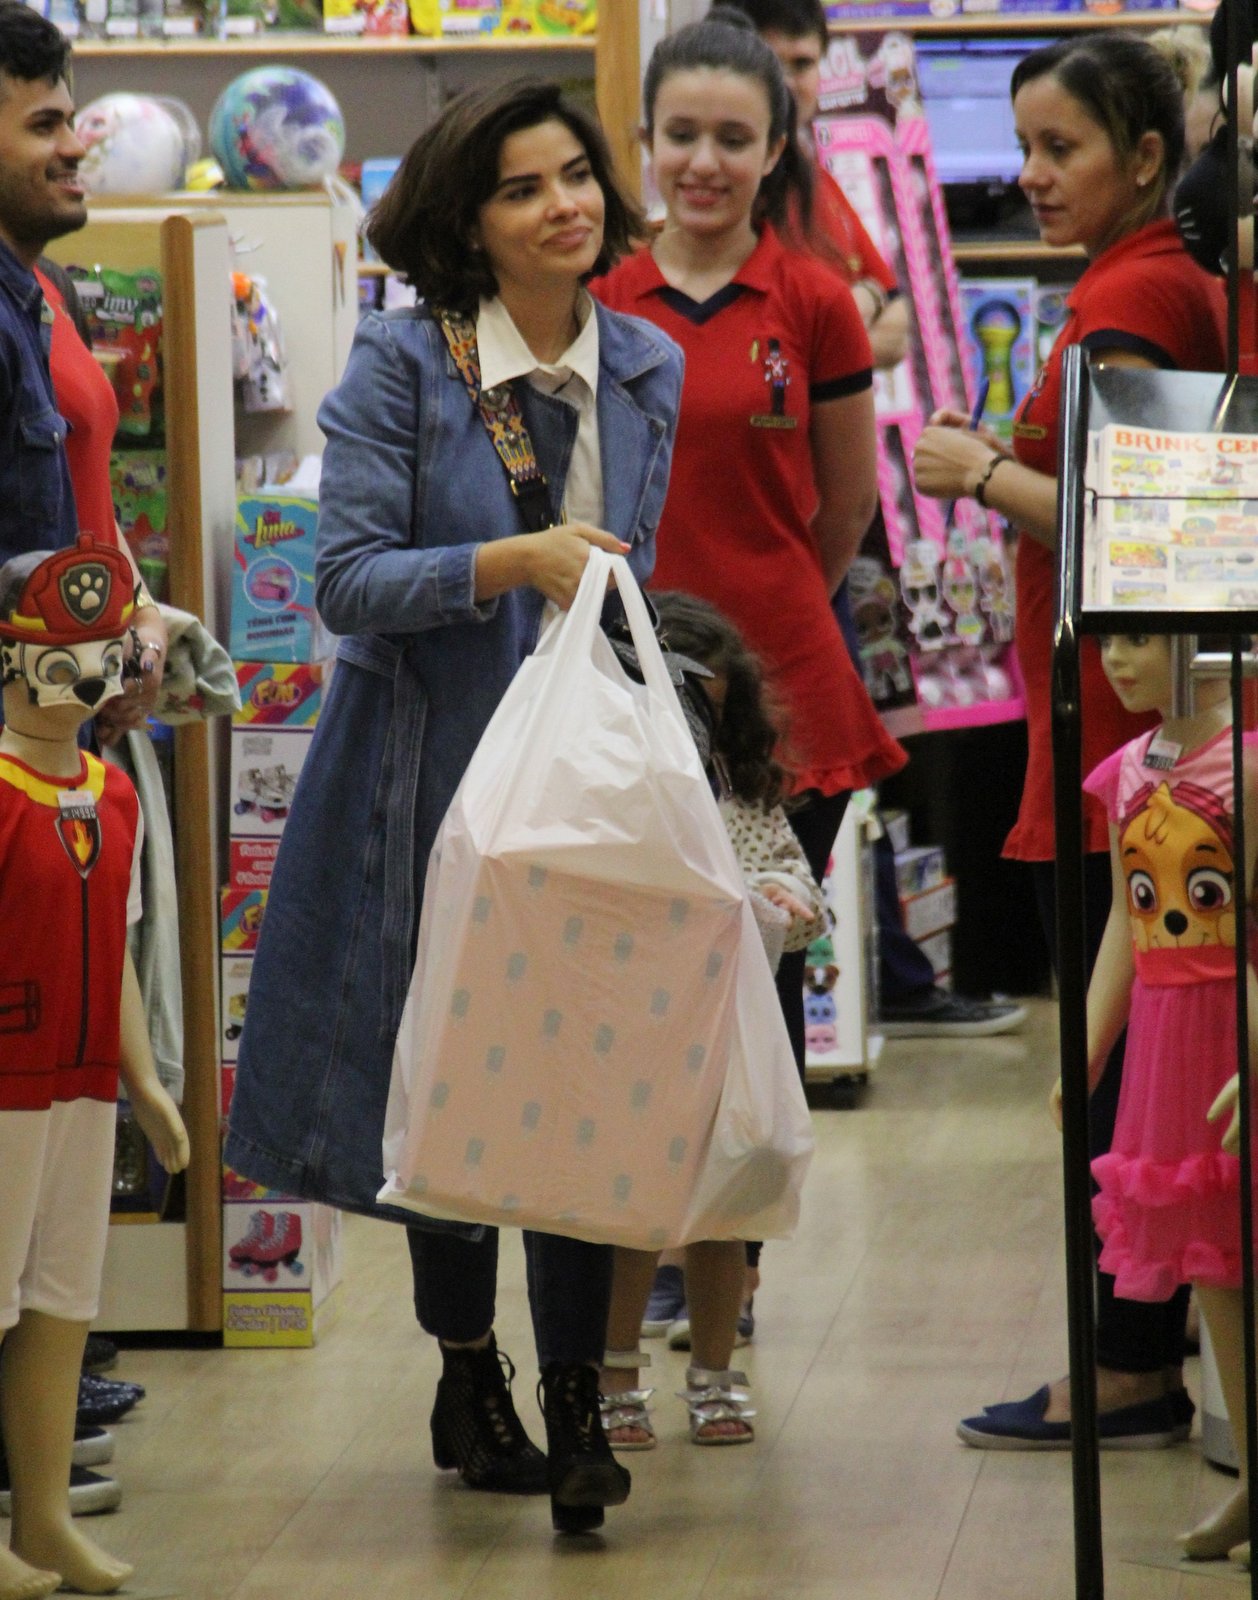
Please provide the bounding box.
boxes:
[221,487,341,1348]
[884,809,955,990]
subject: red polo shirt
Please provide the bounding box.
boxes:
[35,267,121,549]
[595,226,905,796]
[804,166,898,292]
[1005,219,1227,861]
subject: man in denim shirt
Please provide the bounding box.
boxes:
[0,2,82,565]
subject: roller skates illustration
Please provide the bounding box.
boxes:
[228,1209,304,1282]
[233,763,297,825]
[224,990,248,1042]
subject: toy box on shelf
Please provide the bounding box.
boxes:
[804,792,880,1096]
[812,30,1023,740]
[406,0,595,35]
[219,883,342,1346]
[822,0,1186,17]
[221,1193,343,1348]
[222,485,340,1348]
[958,279,1037,446]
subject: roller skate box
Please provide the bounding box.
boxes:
[222,1203,343,1348]
[220,955,254,1064]
[229,726,314,840]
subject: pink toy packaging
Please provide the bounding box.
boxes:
[812,29,1023,736]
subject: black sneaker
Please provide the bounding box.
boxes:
[0,1464,121,1517]
[879,989,1028,1039]
[77,1373,143,1426]
[83,1334,118,1373]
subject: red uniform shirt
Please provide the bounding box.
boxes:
[35,268,121,547]
[1005,219,1228,861]
[799,166,898,293]
[0,751,140,1111]
[596,226,905,795]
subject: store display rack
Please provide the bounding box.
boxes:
[828,7,1212,33]
[1052,350,1258,1599]
[72,30,594,54]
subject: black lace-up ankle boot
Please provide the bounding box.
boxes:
[430,1336,548,1494]
[539,1362,631,1533]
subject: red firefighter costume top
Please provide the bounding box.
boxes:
[0,536,142,1110]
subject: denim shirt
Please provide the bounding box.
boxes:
[0,238,75,564]
[223,300,684,1220]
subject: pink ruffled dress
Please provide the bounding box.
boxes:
[1085,727,1257,1302]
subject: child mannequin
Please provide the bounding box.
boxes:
[1052,633,1258,1566]
[600,593,826,1449]
[0,537,189,1600]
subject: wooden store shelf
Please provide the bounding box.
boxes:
[952,238,1085,262]
[74,30,594,55]
[829,9,1210,33]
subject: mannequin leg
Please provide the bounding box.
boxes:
[0,1328,60,1600]
[1181,1285,1248,1560]
[0,1310,132,1593]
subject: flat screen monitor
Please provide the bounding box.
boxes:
[916,38,1053,189]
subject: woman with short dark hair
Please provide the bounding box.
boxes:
[224,76,683,1536]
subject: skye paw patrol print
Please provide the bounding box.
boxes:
[1120,780,1237,951]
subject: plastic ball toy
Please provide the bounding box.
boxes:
[76,93,188,196]
[209,67,345,193]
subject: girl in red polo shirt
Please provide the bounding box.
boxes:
[595,4,904,1450]
[596,5,903,1049]
[911,33,1227,1449]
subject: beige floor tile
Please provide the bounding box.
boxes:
[88,995,1248,1599]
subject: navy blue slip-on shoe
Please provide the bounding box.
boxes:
[957,1386,1183,1450]
[1169,1385,1196,1440]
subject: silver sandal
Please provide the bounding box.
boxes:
[600,1347,656,1452]
[679,1365,756,1446]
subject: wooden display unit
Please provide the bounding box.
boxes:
[46,211,238,1333]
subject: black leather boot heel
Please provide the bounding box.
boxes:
[539,1362,631,1534]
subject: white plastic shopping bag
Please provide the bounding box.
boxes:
[378,551,813,1247]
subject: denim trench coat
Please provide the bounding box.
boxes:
[224,303,684,1223]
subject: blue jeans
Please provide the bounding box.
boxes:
[407,1224,613,1368]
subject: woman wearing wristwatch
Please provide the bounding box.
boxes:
[911,32,1226,1447]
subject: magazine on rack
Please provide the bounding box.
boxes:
[1087,423,1258,610]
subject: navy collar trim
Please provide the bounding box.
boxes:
[654,283,750,326]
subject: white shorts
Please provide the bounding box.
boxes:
[0,1099,116,1329]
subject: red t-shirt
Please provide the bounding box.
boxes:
[803,166,898,293]
[1005,219,1228,861]
[0,751,139,1111]
[595,226,906,796]
[35,267,121,547]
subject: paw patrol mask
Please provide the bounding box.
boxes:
[0,536,136,710]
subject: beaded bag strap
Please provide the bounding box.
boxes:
[435,307,554,533]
